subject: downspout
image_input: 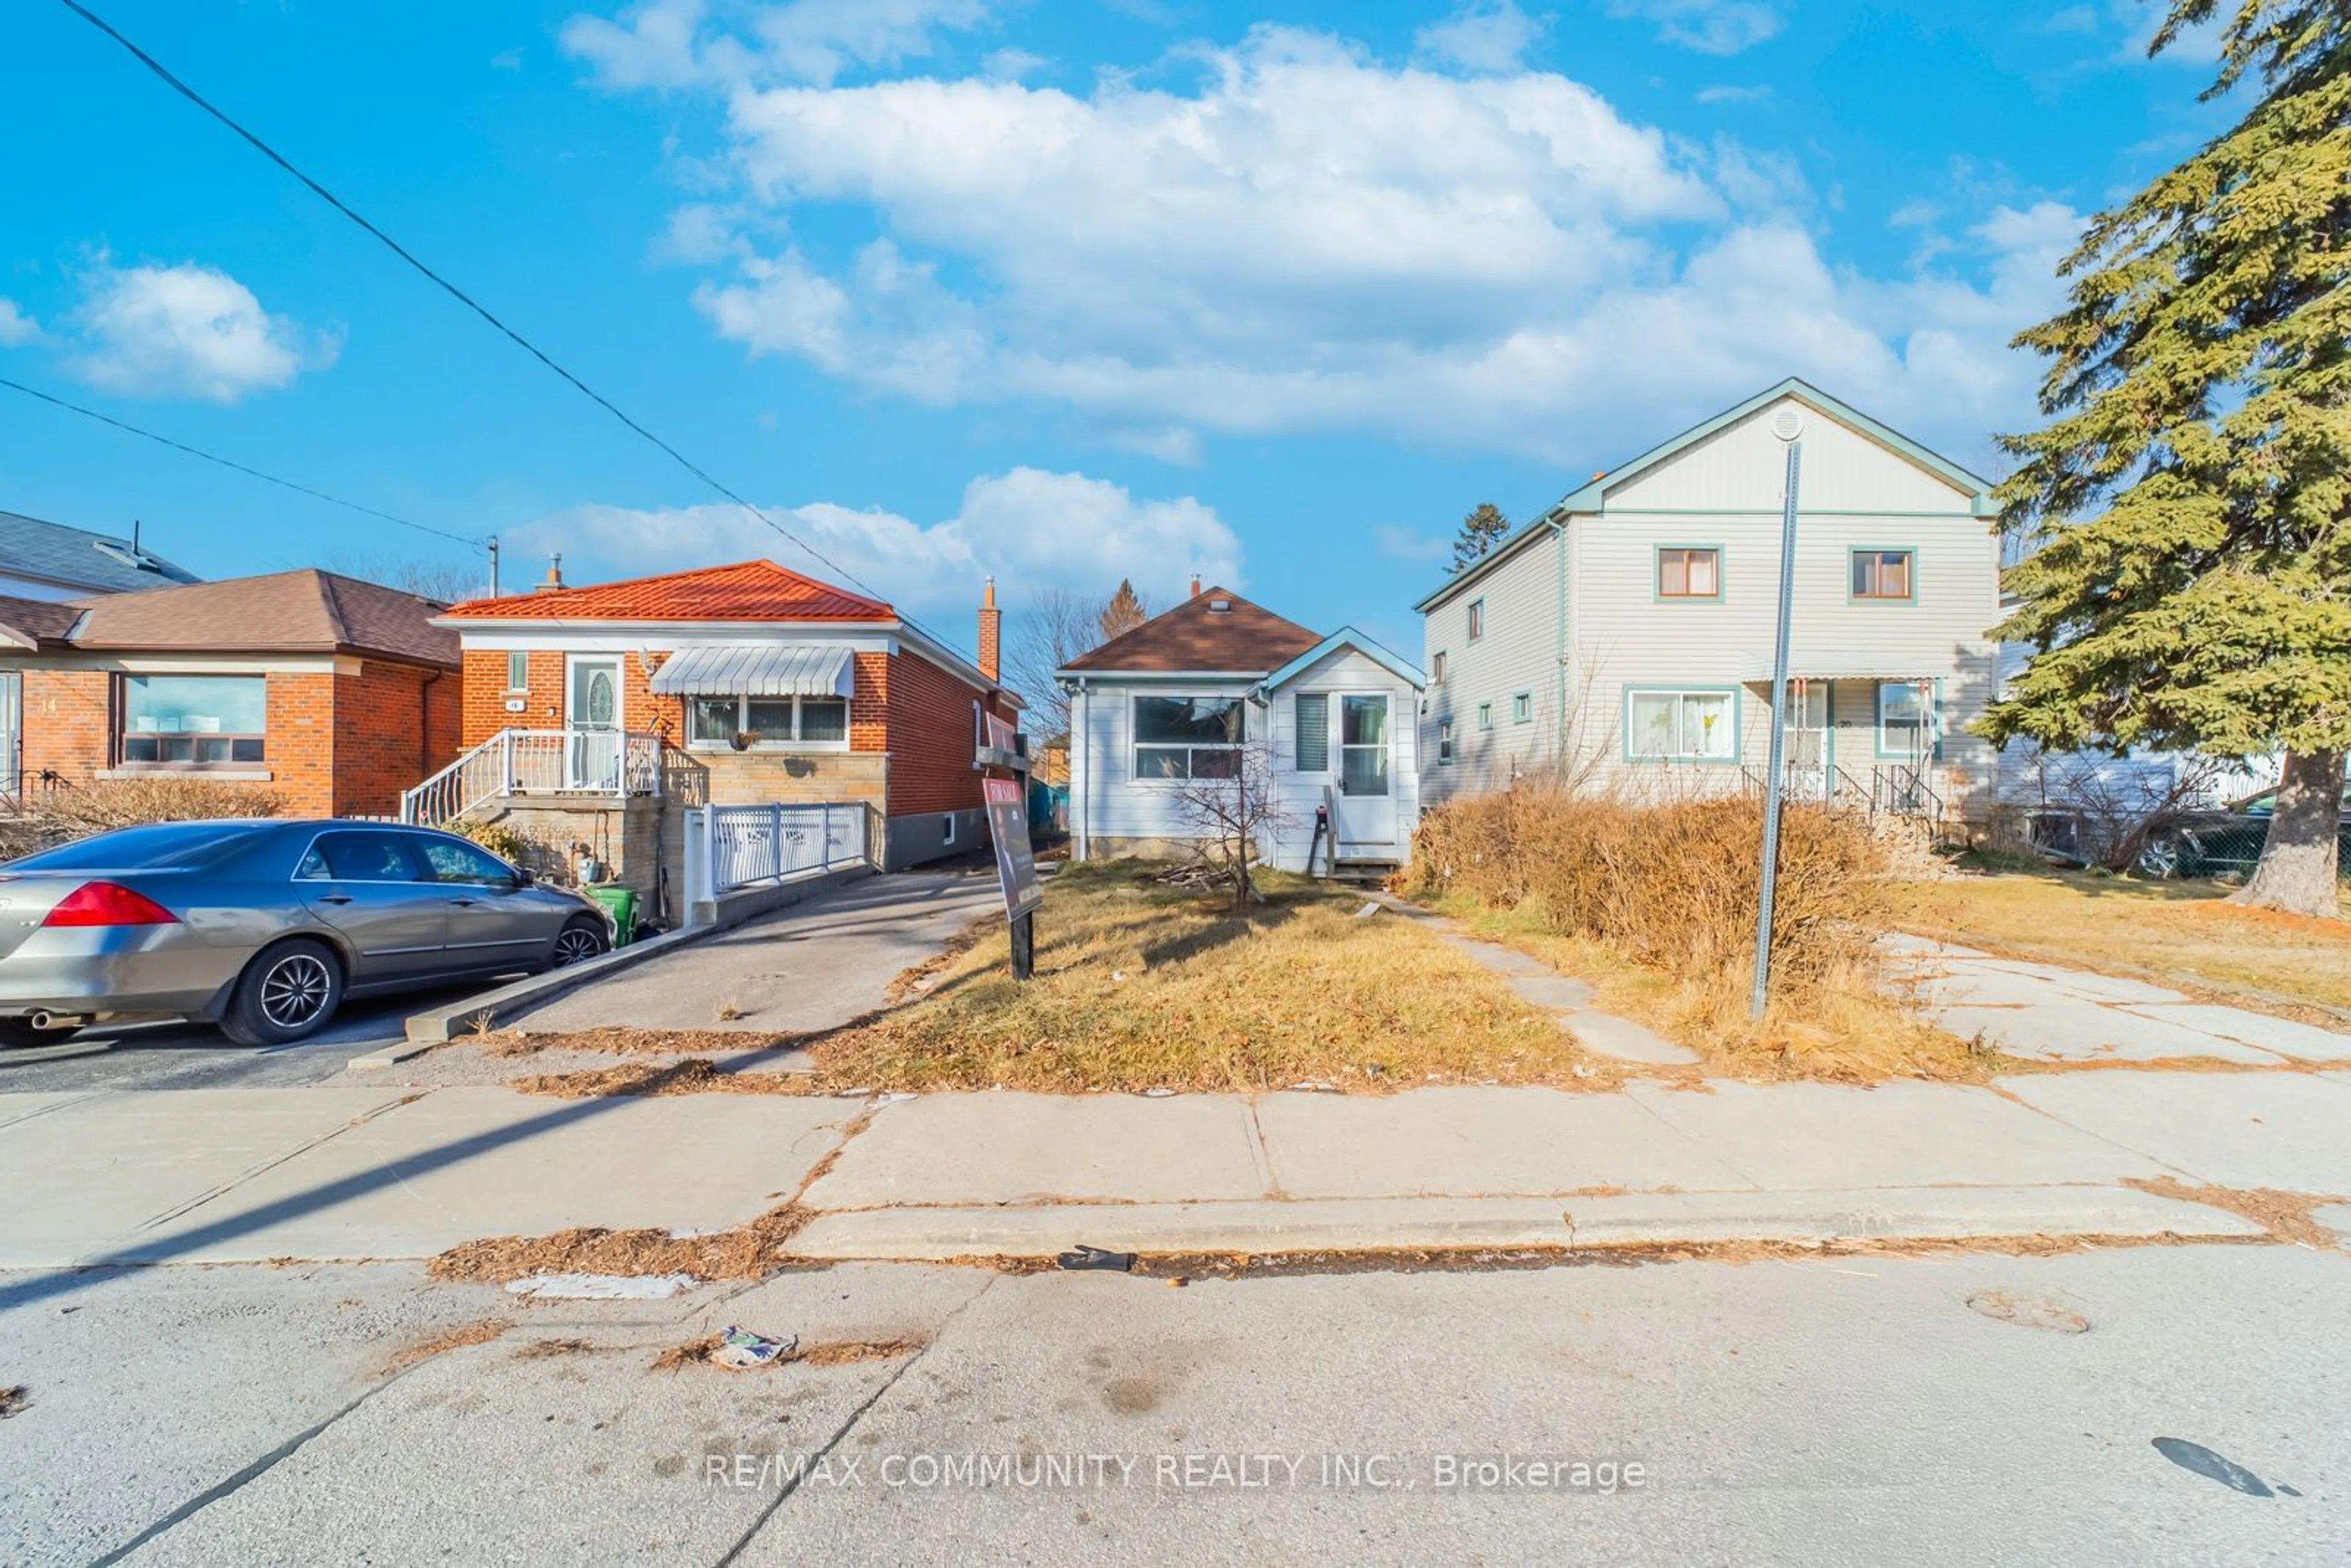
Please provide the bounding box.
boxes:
[1071,677,1090,861]
[1551,512,1569,771]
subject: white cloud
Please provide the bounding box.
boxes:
[1610,0,1783,55]
[1695,83,1772,105]
[1374,525,1450,564]
[981,47,1047,81]
[1106,425,1203,465]
[0,298,39,347]
[508,467,1241,620]
[67,260,330,402]
[1414,2,1547,74]
[577,15,2076,468]
[562,0,991,89]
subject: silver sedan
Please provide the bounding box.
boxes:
[0,820,613,1049]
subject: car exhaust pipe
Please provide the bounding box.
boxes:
[28,1010,89,1032]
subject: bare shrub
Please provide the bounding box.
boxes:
[0,776,285,862]
[1410,782,1889,989]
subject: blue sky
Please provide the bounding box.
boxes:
[0,0,2236,656]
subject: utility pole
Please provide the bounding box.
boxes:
[1750,422,1802,1021]
[487,537,500,597]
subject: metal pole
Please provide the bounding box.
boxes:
[1750,437,1802,1021]
[487,537,500,597]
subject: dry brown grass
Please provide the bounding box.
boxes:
[803,859,1607,1094]
[429,1203,814,1284]
[510,1057,820,1098]
[384,1318,509,1371]
[0,775,285,861]
[1897,868,2351,1016]
[2124,1177,2349,1248]
[482,1027,795,1059]
[1412,786,1993,1081]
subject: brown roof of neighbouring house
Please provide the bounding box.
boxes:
[51,569,459,668]
[439,559,894,624]
[0,593,89,650]
[1059,588,1322,675]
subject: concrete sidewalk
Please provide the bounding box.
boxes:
[4,1070,2346,1272]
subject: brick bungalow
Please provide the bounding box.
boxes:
[432,559,1018,869]
[0,569,460,816]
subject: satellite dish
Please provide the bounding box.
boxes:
[1770,406,1805,442]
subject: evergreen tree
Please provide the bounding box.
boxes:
[1987,0,2351,915]
[1449,503,1512,574]
[1098,579,1149,641]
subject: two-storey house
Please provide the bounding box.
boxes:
[1416,379,2002,821]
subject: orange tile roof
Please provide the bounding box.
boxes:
[439,560,894,624]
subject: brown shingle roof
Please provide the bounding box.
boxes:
[1060,588,1322,675]
[0,593,88,649]
[59,569,457,668]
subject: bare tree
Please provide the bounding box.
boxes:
[323,552,490,605]
[1168,740,1295,910]
[2029,751,2235,873]
[1005,588,1103,740]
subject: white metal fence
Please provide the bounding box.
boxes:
[401,729,666,827]
[696,802,869,898]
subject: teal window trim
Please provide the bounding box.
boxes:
[1620,683,1743,765]
[1652,543,1725,603]
[1510,690,1533,724]
[1873,679,1941,761]
[1848,546,1918,604]
[1436,717,1454,765]
[1475,700,1493,732]
[1466,598,1486,642]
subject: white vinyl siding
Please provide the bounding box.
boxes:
[1420,392,2003,814]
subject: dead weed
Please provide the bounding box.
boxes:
[429,1204,815,1285]
[386,1318,509,1371]
[482,1027,795,1059]
[2124,1177,2348,1248]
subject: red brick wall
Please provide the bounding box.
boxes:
[265,672,337,815]
[883,650,1009,818]
[460,649,568,745]
[17,669,112,788]
[331,661,459,817]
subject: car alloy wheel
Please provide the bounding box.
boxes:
[259,951,335,1031]
[552,926,605,967]
[2136,837,2185,879]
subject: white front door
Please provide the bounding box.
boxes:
[565,656,622,790]
[1332,693,1397,853]
[1786,680,1831,803]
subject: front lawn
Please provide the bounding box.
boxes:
[806,860,1609,1093]
[1895,868,2351,1015]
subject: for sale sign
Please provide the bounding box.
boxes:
[983,775,1042,919]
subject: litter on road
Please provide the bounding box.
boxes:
[1057,1244,1136,1272]
[713,1326,798,1371]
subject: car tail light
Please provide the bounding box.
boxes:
[42,882,181,928]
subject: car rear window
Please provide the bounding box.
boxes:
[4,822,261,872]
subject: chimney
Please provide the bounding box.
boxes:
[534,553,565,593]
[1189,574,1201,599]
[976,576,1002,683]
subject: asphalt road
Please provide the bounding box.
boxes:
[3,1244,2342,1564]
[0,983,481,1093]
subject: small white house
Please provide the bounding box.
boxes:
[1058,587,1425,872]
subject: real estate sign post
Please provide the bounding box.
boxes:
[980,713,1041,980]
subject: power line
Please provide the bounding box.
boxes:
[0,375,482,551]
[56,0,977,662]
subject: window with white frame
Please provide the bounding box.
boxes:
[1437,717,1453,765]
[505,650,528,692]
[1877,681,1934,757]
[1132,695,1245,779]
[1626,688,1736,761]
[686,694,849,747]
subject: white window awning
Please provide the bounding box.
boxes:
[651,645,855,698]
[1736,656,1941,683]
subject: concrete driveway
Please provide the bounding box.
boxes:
[510,869,1003,1037]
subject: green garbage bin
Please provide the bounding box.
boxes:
[587,885,638,947]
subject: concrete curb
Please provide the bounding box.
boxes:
[782,1183,2268,1261]
[352,865,873,1066]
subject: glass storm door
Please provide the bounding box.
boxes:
[1332,694,1397,853]
[566,656,621,790]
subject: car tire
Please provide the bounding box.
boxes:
[2135,835,2187,879]
[0,1018,81,1050]
[219,938,345,1047]
[548,916,609,970]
